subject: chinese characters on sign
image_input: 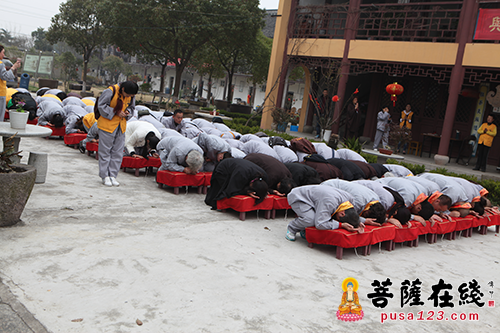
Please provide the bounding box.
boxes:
[474,9,500,40]
[367,278,487,309]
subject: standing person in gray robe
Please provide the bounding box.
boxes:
[0,48,21,121]
[192,132,231,171]
[373,106,391,150]
[321,179,388,225]
[97,81,138,187]
[285,185,364,241]
[157,136,204,174]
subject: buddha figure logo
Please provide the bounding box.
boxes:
[337,277,364,322]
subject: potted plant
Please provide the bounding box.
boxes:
[389,122,412,154]
[271,107,291,132]
[0,135,37,227]
[9,101,29,130]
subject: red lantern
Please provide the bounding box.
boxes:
[332,95,339,102]
[386,82,404,106]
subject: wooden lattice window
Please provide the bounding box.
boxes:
[454,95,476,123]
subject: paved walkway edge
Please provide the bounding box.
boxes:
[0,278,49,333]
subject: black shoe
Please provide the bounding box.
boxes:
[481,169,486,172]
[473,167,480,171]
[78,142,86,154]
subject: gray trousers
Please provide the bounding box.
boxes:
[0,96,6,122]
[98,125,125,179]
[287,201,316,234]
[373,129,389,149]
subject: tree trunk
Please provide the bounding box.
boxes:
[226,72,234,103]
[198,75,203,98]
[159,63,167,93]
[173,64,185,99]
[207,73,213,104]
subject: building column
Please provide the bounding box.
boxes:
[332,0,361,134]
[261,0,294,130]
[435,0,477,165]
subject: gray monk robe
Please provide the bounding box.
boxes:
[354,180,396,211]
[321,179,379,215]
[156,136,203,172]
[417,173,469,204]
[287,185,353,233]
[375,177,426,208]
[193,132,231,162]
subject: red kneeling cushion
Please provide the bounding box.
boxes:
[146,157,161,168]
[367,224,396,245]
[156,170,206,187]
[121,156,148,169]
[270,195,291,210]
[305,227,372,248]
[217,195,273,212]
[393,223,420,243]
[203,172,212,187]
[64,133,87,145]
[42,125,65,136]
[432,219,457,235]
[454,216,473,232]
[27,118,38,125]
[86,142,98,152]
[487,213,500,227]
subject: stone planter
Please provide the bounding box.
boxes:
[0,164,36,227]
[9,110,29,129]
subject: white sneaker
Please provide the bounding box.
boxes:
[110,177,120,186]
[102,177,112,187]
[285,229,296,241]
[373,148,378,151]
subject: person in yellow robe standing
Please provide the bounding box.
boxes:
[97,81,138,186]
[473,114,497,172]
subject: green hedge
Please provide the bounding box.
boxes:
[360,153,377,164]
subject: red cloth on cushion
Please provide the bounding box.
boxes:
[269,195,291,210]
[305,227,372,248]
[453,216,473,232]
[433,219,457,235]
[42,125,65,137]
[472,216,488,228]
[146,157,161,168]
[486,213,500,226]
[393,224,420,243]
[121,156,148,169]
[27,118,38,125]
[86,142,98,152]
[156,170,205,187]
[413,221,433,235]
[367,224,396,245]
[203,172,212,187]
[64,133,87,145]
[217,195,273,212]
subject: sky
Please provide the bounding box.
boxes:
[1,0,281,38]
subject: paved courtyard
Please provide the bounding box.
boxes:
[0,135,499,332]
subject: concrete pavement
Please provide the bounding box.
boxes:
[0,134,499,332]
